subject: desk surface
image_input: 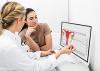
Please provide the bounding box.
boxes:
[58,63,90,71]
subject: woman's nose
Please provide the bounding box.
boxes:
[33,19,37,23]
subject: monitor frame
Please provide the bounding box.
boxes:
[60,22,92,63]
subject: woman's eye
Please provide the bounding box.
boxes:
[29,17,33,20]
[30,19,33,20]
[35,16,37,19]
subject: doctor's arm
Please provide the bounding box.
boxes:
[7,46,39,71]
[7,45,74,71]
[41,45,75,58]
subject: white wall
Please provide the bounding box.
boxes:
[69,0,100,71]
[0,0,7,10]
[7,0,68,33]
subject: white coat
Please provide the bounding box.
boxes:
[0,29,58,71]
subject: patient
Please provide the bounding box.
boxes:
[20,8,52,51]
[0,2,74,71]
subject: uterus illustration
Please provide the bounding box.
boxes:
[63,29,74,46]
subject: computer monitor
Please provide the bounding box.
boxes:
[60,22,92,63]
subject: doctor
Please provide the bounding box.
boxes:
[0,1,74,71]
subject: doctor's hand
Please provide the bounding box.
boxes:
[60,45,75,55]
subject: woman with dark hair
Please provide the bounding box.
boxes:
[20,8,52,51]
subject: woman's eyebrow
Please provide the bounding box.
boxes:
[29,17,33,19]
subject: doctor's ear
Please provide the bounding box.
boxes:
[16,18,20,24]
[16,17,25,27]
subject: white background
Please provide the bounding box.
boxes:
[0,0,7,9]
[6,0,68,33]
[69,0,100,71]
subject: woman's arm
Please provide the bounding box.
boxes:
[25,23,52,51]
[25,35,40,51]
[40,33,52,51]
[25,33,52,51]
[25,27,40,51]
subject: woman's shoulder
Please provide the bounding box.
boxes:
[39,23,49,28]
[38,23,51,34]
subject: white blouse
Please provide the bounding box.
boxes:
[0,29,56,71]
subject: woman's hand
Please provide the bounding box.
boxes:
[47,49,56,55]
[32,23,38,29]
[25,24,38,37]
[41,49,55,57]
[25,27,36,37]
[45,49,55,56]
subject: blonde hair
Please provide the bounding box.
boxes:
[0,2,25,34]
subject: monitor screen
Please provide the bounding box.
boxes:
[60,22,92,62]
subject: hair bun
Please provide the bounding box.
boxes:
[0,18,8,29]
[1,18,5,24]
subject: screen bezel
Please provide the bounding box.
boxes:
[60,22,92,63]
